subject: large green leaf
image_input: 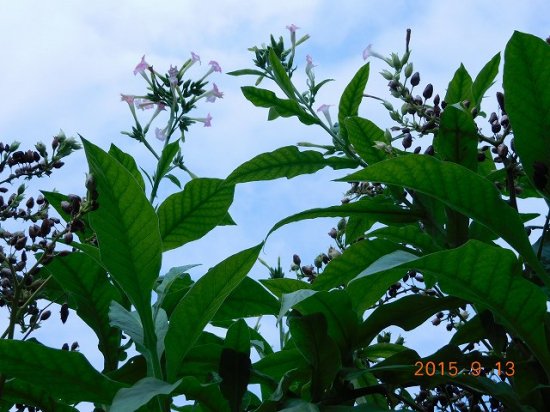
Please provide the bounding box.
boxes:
[289,313,342,401]
[338,63,370,144]
[0,340,123,404]
[1,379,78,412]
[504,31,550,200]
[367,224,442,254]
[260,278,311,298]
[252,349,308,386]
[165,243,263,381]
[225,146,357,185]
[337,155,548,283]
[472,52,501,107]
[214,277,279,320]
[43,252,123,371]
[344,117,387,165]
[241,86,319,125]
[111,377,181,412]
[313,239,404,291]
[220,320,252,412]
[444,63,473,105]
[82,138,161,319]
[108,143,145,190]
[353,241,550,377]
[158,178,235,251]
[266,198,422,239]
[358,295,465,347]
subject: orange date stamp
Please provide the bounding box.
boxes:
[414,361,515,377]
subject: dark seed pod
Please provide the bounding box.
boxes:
[301,265,314,277]
[477,152,486,162]
[441,100,447,109]
[422,83,433,99]
[496,91,506,113]
[36,194,45,205]
[410,72,420,86]
[433,94,440,106]
[491,120,501,134]
[60,302,69,324]
[40,218,52,236]
[53,161,64,169]
[64,232,73,244]
[424,145,434,156]
[500,114,509,128]
[432,317,441,326]
[71,341,79,351]
[413,146,422,154]
[328,228,338,239]
[292,254,301,266]
[62,343,69,351]
[446,323,453,331]
[462,100,470,109]
[26,197,34,209]
[402,133,413,149]
[40,310,51,321]
[60,201,73,214]
[497,144,508,158]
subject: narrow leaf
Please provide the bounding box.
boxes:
[269,48,295,98]
[155,139,180,181]
[339,63,370,143]
[472,52,501,107]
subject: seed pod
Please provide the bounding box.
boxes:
[491,120,501,134]
[60,201,73,214]
[497,144,508,158]
[422,83,433,99]
[413,146,421,154]
[314,255,323,269]
[433,94,440,106]
[500,114,509,128]
[40,218,52,236]
[328,228,338,239]
[60,302,69,324]
[301,265,314,277]
[292,254,301,266]
[64,232,74,244]
[15,236,27,251]
[477,152,486,162]
[432,317,441,326]
[71,341,79,351]
[62,343,69,351]
[462,100,470,109]
[40,310,51,321]
[496,91,505,113]
[410,72,420,86]
[402,133,413,149]
[424,145,434,156]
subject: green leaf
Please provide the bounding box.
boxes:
[165,173,182,189]
[241,86,319,125]
[289,313,342,401]
[0,340,123,404]
[214,277,279,320]
[177,376,231,412]
[266,198,422,239]
[358,241,550,377]
[345,117,387,165]
[337,155,548,283]
[344,215,374,244]
[434,105,478,171]
[227,68,266,77]
[269,48,294,99]
[225,146,354,185]
[109,301,145,354]
[43,253,123,371]
[313,239,403,291]
[252,349,308,385]
[504,31,550,200]
[82,138,161,319]
[158,178,235,251]
[155,139,180,181]
[165,243,263,381]
[155,264,200,311]
[111,377,181,412]
[444,63,473,105]
[108,144,145,190]
[41,190,94,240]
[368,224,442,253]
[260,278,311,298]
[358,296,465,347]
[1,379,78,412]
[220,320,252,412]
[339,63,370,144]
[278,289,317,321]
[472,52,501,107]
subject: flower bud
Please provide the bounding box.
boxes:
[314,255,323,269]
[382,100,394,111]
[404,63,413,78]
[85,173,96,192]
[477,152,486,162]
[62,343,69,351]
[71,341,79,351]
[410,72,420,86]
[52,137,59,150]
[422,84,433,99]
[328,246,341,259]
[462,100,470,109]
[413,146,421,154]
[488,112,498,124]
[432,317,441,326]
[380,70,394,81]
[337,218,346,231]
[60,201,73,214]
[301,265,314,277]
[64,232,74,244]
[26,197,34,209]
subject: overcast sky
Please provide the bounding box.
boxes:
[0,1,547,410]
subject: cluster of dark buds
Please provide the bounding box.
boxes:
[414,384,504,412]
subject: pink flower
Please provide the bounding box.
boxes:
[120,94,135,105]
[317,104,333,125]
[305,54,316,75]
[205,83,224,103]
[135,98,155,110]
[155,127,166,141]
[191,52,201,64]
[203,113,212,127]
[133,55,150,75]
[156,102,167,111]
[286,24,299,33]
[168,65,178,86]
[362,44,385,61]
[208,60,222,73]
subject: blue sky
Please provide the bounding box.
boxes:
[0,1,547,409]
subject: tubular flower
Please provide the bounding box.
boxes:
[190,113,213,127]
[155,127,167,141]
[204,83,224,103]
[362,44,386,61]
[168,65,178,87]
[317,104,333,125]
[133,55,150,75]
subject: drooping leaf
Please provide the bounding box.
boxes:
[289,313,342,401]
[108,143,146,190]
[82,138,161,319]
[165,243,263,381]
[267,198,422,239]
[338,63,370,144]
[504,31,550,200]
[225,146,356,185]
[0,340,123,404]
[337,155,548,283]
[110,377,181,412]
[241,86,319,125]
[158,178,235,251]
[472,52,501,107]
[43,252,123,371]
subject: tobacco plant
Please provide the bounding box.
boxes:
[0,25,548,412]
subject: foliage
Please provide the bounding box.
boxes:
[0,26,549,412]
